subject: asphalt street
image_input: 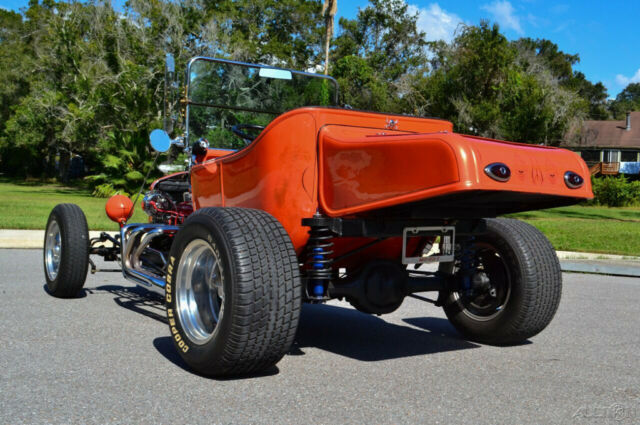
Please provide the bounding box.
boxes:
[1,249,639,425]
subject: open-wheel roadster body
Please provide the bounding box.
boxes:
[44,56,593,376]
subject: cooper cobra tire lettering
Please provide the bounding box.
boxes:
[164,207,301,377]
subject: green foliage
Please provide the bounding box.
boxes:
[609,83,640,119]
[0,0,327,185]
[591,176,640,207]
[0,0,618,190]
[333,55,396,111]
[88,131,161,194]
[92,183,130,199]
[403,22,587,145]
[332,0,427,112]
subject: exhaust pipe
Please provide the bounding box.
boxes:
[120,223,179,295]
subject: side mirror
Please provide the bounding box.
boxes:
[149,129,171,153]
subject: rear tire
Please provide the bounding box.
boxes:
[440,218,562,345]
[165,207,302,376]
[43,203,89,298]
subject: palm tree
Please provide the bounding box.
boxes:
[322,0,337,75]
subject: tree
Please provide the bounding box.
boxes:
[322,0,337,75]
[405,22,585,145]
[610,83,640,119]
[0,0,327,190]
[514,38,609,120]
[332,0,427,111]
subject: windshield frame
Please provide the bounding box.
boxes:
[184,56,339,146]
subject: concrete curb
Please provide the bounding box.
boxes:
[2,229,639,277]
[560,260,640,277]
[0,229,117,249]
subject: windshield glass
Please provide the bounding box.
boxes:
[186,57,339,149]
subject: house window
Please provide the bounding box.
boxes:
[580,150,600,162]
[602,150,620,163]
[621,150,639,162]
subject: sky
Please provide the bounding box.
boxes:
[335,0,640,99]
[2,0,639,98]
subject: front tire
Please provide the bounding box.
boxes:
[440,218,562,345]
[165,207,302,376]
[43,203,89,298]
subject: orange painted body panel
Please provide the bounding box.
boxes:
[319,130,592,216]
[190,107,592,260]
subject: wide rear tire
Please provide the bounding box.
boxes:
[43,203,89,298]
[165,207,302,377]
[440,218,562,345]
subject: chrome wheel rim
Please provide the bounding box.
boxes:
[175,239,225,345]
[45,220,62,281]
[453,243,511,322]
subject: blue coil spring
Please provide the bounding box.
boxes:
[305,225,334,297]
[459,237,476,290]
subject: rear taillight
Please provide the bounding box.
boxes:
[564,171,584,189]
[484,163,511,182]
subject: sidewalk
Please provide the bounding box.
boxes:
[2,229,639,277]
[0,229,118,249]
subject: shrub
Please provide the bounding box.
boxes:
[591,176,640,207]
[92,183,130,199]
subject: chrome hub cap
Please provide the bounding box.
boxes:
[45,220,62,280]
[175,239,225,345]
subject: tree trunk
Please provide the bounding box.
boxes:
[59,150,71,183]
[322,0,337,75]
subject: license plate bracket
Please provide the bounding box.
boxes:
[401,226,455,264]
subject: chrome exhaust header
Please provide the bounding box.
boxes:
[120,223,179,295]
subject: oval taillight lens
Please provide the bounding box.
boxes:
[564,171,584,189]
[484,163,511,182]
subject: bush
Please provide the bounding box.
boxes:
[92,183,130,199]
[591,176,640,207]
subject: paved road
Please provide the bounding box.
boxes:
[1,249,639,424]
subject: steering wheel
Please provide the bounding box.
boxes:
[231,124,265,145]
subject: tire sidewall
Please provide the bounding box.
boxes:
[43,205,88,294]
[165,214,236,370]
[44,211,62,293]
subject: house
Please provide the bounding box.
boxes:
[564,111,640,176]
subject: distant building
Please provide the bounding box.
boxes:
[564,111,640,176]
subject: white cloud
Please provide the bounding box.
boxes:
[615,68,640,86]
[480,1,524,35]
[407,3,464,43]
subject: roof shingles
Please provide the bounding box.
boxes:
[569,111,640,149]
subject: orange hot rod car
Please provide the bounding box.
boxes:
[44,56,592,376]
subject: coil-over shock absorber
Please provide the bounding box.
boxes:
[303,213,334,300]
[458,236,476,292]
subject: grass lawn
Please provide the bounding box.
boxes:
[1,179,639,255]
[511,205,640,256]
[0,179,147,231]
